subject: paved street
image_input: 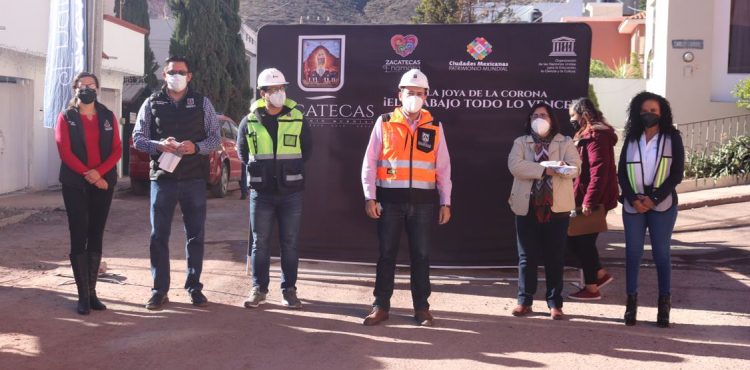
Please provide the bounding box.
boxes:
[0,189,748,369]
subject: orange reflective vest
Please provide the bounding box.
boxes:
[376,108,439,191]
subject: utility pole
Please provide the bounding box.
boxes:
[86,0,103,76]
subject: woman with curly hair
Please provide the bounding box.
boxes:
[618,91,684,327]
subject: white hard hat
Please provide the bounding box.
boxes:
[257,68,289,88]
[398,69,429,89]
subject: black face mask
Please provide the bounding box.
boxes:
[570,119,581,132]
[77,88,97,105]
[641,112,660,128]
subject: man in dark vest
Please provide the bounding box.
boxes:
[132,56,221,310]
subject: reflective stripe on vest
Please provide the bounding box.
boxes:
[623,134,674,213]
[376,108,439,190]
[245,98,303,161]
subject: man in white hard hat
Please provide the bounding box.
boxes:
[361,68,452,326]
[238,68,312,310]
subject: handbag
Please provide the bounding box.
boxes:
[568,204,608,236]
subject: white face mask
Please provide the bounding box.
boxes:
[402,95,423,114]
[166,74,187,92]
[531,118,551,137]
[267,91,286,108]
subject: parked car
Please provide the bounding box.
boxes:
[129,115,243,198]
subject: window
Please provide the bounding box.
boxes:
[728,0,750,73]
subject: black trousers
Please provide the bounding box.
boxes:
[62,184,115,255]
[567,233,603,285]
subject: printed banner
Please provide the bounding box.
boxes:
[257,24,592,265]
[43,0,87,128]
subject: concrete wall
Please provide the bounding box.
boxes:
[647,0,747,124]
[0,0,49,56]
[102,17,145,76]
[590,77,647,129]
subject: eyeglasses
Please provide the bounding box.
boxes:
[266,86,286,93]
[77,83,97,89]
[166,70,189,76]
[531,113,549,119]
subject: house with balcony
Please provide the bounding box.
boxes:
[0,0,145,193]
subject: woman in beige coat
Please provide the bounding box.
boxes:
[507,102,581,320]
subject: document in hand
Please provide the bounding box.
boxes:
[539,161,577,176]
[158,152,182,173]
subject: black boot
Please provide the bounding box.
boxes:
[624,294,637,326]
[70,253,90,315]
[88,252,107,311]
[657,294,671,328]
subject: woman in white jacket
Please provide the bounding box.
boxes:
[507,102,581,320]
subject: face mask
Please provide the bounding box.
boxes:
[531,118,551,137]
[267,91,286,108]
[402,95,423,114]
[570,119,581,132]
[77,88,97,105]
[641,112,660,128]
[166,74,187,92]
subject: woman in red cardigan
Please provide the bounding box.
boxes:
[566,98,619,301]
[55,72,121,315]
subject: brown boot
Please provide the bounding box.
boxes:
[550,307,564,320]
[363,308,389,326]
[414,309,434,326]
[511,304,532,317]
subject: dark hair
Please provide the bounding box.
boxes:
[67,71,99,108]
[623,91,677,142]
[165,56,190,71]
[570,97,613,135]
[525,102,559,137]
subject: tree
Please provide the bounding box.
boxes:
[115,0,159,90]
[413,0,459,23]
[219,0,252,121]
[168,0,230,114]
[412,0,476,24]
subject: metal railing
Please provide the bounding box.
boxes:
[677,114,750,153]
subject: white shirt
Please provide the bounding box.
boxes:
[639,132,660,186]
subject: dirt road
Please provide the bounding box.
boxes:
[0,190,748,369]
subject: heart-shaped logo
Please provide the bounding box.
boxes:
[390,34,419,58]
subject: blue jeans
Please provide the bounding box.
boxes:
[149,178,207,294]
[239,164,248,195]
[515,213,569,309]
[374,203,435,311]
[249,190,303,292]
[623,205,678,296]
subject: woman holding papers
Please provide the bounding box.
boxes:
[566,98,619,301]
[55,72,122,315]
[507,102,581,320]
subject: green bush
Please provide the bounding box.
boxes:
[590,59,616,78]
[732,77,750,109]
[685,135,750,179]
